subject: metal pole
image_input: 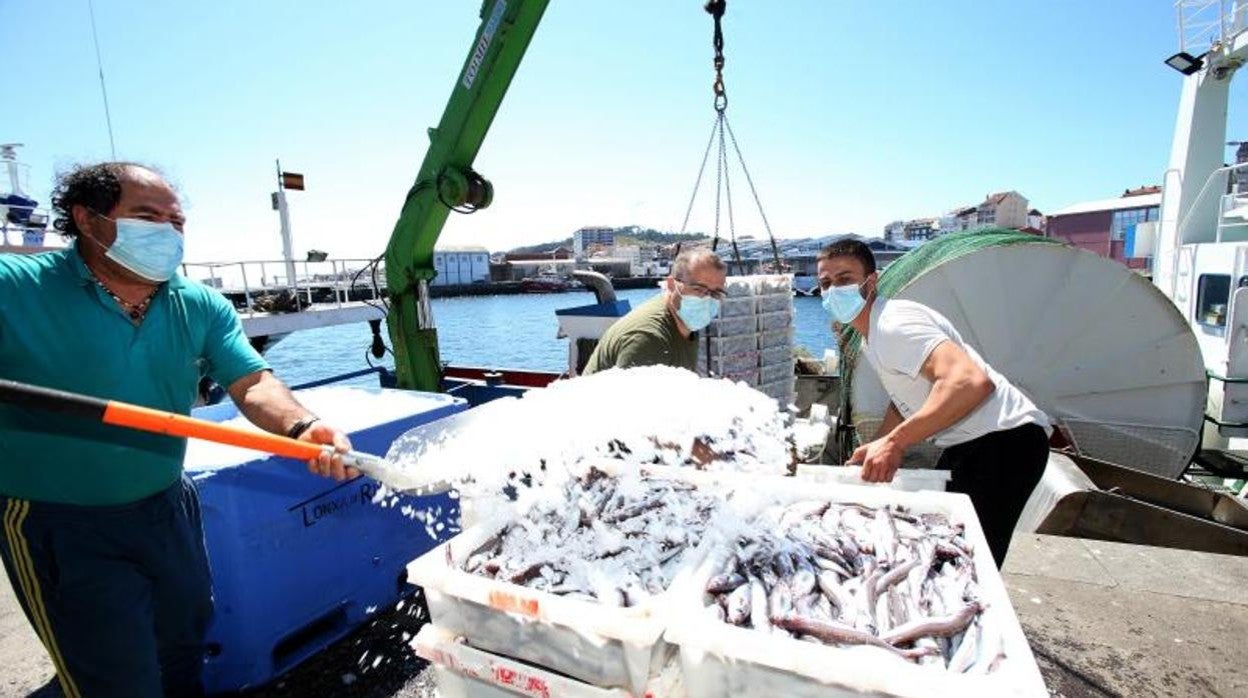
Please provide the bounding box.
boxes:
[87,0,117,159]
[276,159,298,306]
[239,263,254,314]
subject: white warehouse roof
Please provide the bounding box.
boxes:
[1049,193,1161,217]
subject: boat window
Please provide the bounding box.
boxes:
[1197,274,1231,327]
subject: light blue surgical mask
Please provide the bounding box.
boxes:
[90,214,184,282]
[822,282,867,324]
[675,292,721,332]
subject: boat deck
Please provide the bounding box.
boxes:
[2,533,1245,696]
[237,301,386,338]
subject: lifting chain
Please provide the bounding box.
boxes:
[705,0,728,112]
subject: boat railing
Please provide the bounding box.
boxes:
[179,258,387,315]
[1176,0,1248,54]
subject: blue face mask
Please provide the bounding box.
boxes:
[676,292,721,332]
[91,215,185,282]
[822,282,867,324]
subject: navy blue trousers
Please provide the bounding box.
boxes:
[0,476,213,698]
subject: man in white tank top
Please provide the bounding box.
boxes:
[816,239,1051,567]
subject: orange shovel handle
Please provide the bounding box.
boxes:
[102,402,324,461]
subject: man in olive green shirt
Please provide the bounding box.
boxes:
[582,249,727,374]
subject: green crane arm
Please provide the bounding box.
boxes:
[384,0,550,391]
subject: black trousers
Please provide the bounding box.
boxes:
[938,423,1049,568]
[0,476,213,698]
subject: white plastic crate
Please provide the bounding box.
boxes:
[756,293,794,313]
[757,328,794,350]
[750,274,792,295]
[794,464,952,493]
[758,345,791,368]
[414,625,634,698]
[407,466,719,694]
[709,351,759,374]
[718,296,755,318]
[756,380,795,407]
[759,362,793,385]
[757,310,793,332]
[721,368,760,386]
[706,334,757,356]
[706,315,756,337]
[724,278,755,298]
[663,477,1047,698]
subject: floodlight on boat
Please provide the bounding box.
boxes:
[1164,51,1204,75]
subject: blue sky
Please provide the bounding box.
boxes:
[3,1,1244,263]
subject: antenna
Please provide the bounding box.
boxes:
[86,0,117,159]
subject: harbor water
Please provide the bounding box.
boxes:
[265,288,834,385]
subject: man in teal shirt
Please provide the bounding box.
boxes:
[0,162,354,697]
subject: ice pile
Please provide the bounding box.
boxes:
[381,365,795,500]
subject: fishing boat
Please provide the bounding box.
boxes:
[0,144,62,255]
[518,268,572,293]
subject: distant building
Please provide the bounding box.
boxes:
[1046,189,1161,270]
[572,227,616,258]
[432,245,490,286]
[1028,208,1045,231]
[883,220,906,242]
[610,244,642,275]
[950,206,979,232]
[975,191,1029,230]
[883,191,1032,244]
[902,218,941,241]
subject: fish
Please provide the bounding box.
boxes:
[749,576,771,632]
[725,584,751,625]
[947,620,980,672]
[773,614,939,661]
[701,497,994,670]
[768,580,795,620]
[873,558,924,596]
[881,601,982,646]
[790,558,818,597]
[706,572,748,594]
[464,469,719,606]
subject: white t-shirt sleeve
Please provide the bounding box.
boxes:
[872,303,950,378]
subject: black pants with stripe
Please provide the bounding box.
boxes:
[0,476,213,698]
[939,423,1049,569]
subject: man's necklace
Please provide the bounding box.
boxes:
[87,268,157,323]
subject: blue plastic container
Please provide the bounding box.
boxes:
[185,386,467,694]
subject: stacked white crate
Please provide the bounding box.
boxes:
[698,274,796,407]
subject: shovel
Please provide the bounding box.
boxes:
[0,378,448,493]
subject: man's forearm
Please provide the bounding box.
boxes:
[230,371,314,436]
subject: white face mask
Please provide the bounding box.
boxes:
[87,214,184,282]
[822,281,868,323]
